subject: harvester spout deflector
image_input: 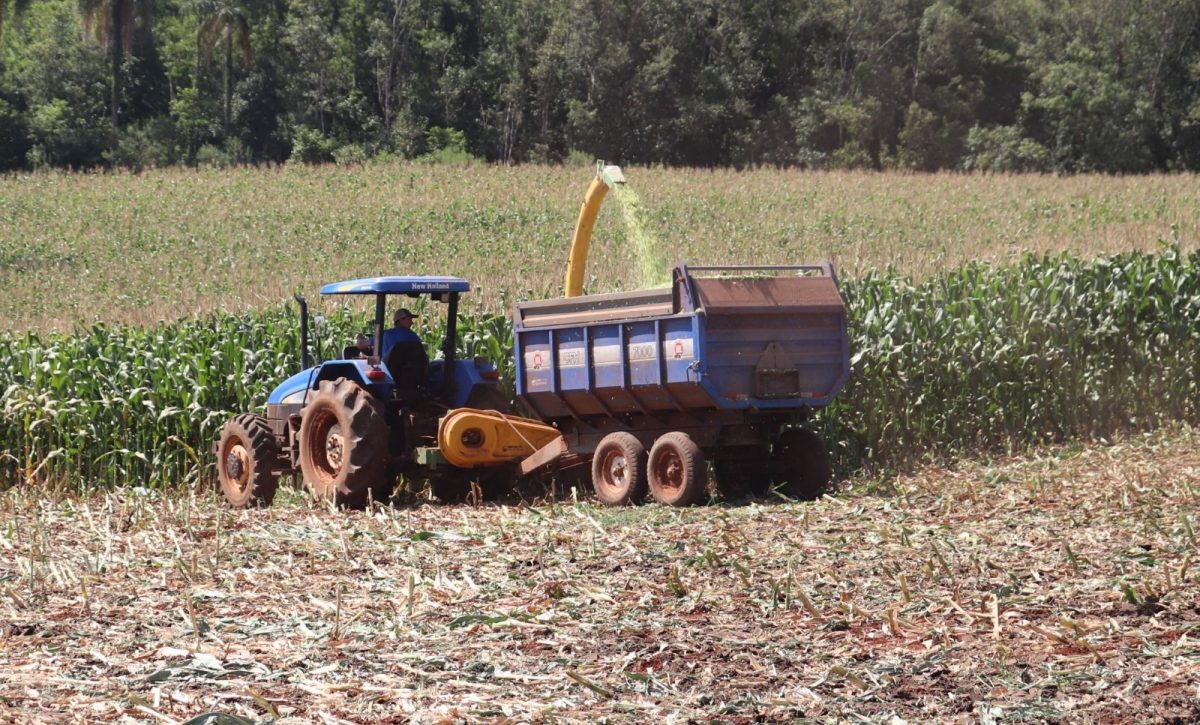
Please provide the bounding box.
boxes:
[564,161,625,298]
[599,164,625,186]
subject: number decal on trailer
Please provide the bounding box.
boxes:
[528,338,695,372]
[558,348,585,368]
[628,342,657,361]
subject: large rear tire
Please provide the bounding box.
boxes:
[773,428,832,500]
[647,432,707,507]
[216,413,280,508]
[298,378,390,509]
[591,432,648,506]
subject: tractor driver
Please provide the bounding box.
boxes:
[356,307,421,358]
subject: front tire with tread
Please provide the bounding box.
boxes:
[216,413,280,508]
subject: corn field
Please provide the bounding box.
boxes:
[1,246,1197,491]
[822,244,1200,471]
[3,165,1196,333]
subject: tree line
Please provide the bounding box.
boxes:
[1,0,1198,172]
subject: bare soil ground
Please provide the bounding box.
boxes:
[2,427,1198,724]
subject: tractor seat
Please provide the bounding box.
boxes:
[385,341,429,401]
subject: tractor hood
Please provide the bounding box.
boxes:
[268,367,318,406]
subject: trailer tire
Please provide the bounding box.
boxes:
[216,413,280,508]
[591,432,648,506]
[648,432,707,506]
[773,428,832,500]
[299,378,390,509]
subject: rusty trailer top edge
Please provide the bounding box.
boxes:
[514,287,673,329]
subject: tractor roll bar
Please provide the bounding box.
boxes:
[374,295,386,364]
[442,292,459,400]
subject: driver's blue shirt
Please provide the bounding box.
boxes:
[369,327,422,357]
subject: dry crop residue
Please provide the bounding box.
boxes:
[1,427,1198,723]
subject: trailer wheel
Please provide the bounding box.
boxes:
[773,428,832,500]
[648,432,707,506]
[216,413,280,508]
[299,378,390,509]
[591,432,648,506]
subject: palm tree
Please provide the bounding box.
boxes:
[196,0,252,135]
[77,0,154,128]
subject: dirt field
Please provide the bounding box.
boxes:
[1,427,1198,723]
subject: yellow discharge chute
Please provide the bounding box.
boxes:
[564,162,625,297]
[437,408,562,468]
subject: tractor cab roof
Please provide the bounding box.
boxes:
[320,276,471,296]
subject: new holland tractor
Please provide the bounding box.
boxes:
[213,276,559,508]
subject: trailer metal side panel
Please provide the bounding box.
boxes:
[514,263,849,425]
[702,310,847,405]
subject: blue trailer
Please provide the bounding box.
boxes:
[512,263,850,505]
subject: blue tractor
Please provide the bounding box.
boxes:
[214,276,511,508]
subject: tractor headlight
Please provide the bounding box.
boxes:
[280,389,308,405]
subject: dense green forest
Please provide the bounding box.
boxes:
[1,0,1198,172]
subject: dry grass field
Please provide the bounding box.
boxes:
[0,164,1197,331]
[1,426,1197,723]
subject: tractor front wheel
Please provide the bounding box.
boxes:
[216,413,280,508]
[298,378,391,509]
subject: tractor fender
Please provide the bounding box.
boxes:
[430,358,505,409]
[312,360,395,400]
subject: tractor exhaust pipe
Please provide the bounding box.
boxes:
[294,293,310,369]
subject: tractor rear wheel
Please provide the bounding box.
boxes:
[772,428,832,500]
[298,378,390,509]
[591,432,648,506]
[647,432,707,506]
[216,413,280,508]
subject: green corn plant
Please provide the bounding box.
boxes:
[0,246,1197,492]
[817,243,1200,473]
